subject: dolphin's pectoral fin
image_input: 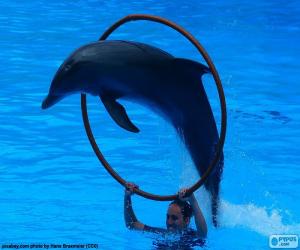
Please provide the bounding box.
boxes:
[174,58,211,76]
[100,95,140,133]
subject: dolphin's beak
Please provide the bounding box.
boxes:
[41,94,63,109]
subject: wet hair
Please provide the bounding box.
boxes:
[170,199,193,219]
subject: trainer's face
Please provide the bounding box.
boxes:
[166,204,190,232]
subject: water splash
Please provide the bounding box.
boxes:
[219,200,300,236]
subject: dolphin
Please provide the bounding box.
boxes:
[41,40,224,226]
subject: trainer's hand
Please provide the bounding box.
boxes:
[178,188,195,202]
[125,182,139,196]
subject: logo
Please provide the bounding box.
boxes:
[269,235,298,248]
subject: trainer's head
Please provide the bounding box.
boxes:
[166,199,193,232]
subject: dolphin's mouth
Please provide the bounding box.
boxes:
[41,94,63,109]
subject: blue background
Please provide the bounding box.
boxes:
[0,1,299,249]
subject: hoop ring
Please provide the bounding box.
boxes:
[81,14,227,201]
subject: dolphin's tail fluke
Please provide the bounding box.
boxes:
[206,155,224,227]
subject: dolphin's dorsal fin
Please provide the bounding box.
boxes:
[100,95,140,133]
[174,58,211,76]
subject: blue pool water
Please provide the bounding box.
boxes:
[1,1,299,249]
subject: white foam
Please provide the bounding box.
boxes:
[218,200,300,236]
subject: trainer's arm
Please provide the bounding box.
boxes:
[124,183,144,230]
[188,194,208,238]
[179,189,207,238]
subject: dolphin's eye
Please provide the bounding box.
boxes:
[64,64,71,71]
